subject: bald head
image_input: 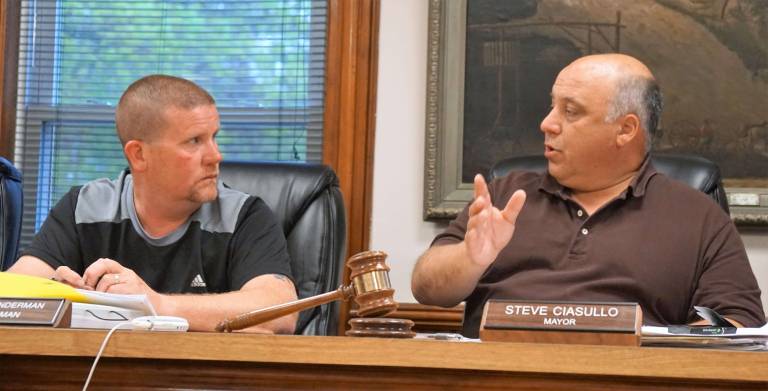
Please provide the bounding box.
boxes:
[115,75,215,145]
[566,54,663,151]
[568,53,653,79]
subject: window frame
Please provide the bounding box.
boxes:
[0,0,380,334]
[13,0,331,239]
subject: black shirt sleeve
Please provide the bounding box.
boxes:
[20,187,85,272]
[227,196,293,290]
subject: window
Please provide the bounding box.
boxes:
[14,0,327,244]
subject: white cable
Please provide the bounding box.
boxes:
[82,321,130,391]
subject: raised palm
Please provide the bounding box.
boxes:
[465,174,526,267]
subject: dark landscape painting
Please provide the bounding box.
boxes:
[462,0,768,187]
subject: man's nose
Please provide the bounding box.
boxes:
[540,109,561,135]
[205,139,223,164]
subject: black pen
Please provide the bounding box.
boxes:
[668,326,737,335]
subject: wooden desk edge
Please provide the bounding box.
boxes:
[1,326,766,384]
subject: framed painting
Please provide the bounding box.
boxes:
[423,0,768,224]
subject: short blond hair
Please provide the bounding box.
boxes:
[115,75,215,145]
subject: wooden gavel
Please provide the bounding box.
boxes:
[216,250,397,332]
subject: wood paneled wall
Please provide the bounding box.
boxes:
[322,0,380,333]
[0,0,19,160]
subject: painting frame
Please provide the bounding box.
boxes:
[423,0,768,225]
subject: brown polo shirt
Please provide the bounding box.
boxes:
[433,159,765,337]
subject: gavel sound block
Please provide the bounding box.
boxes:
[216,250,399,333]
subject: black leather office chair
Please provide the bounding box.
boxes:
[0,157,23,271]
[489,153,730,214]
[219,161,346,335]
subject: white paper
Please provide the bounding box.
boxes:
[641,325,768,337]
[414,333,481,342]
[70,302,147,329]
[75,289,157,315]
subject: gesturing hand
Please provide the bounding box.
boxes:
[464,174,526,267]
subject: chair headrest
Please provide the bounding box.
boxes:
[0,157,22,182]
[488,153,728,213]
[649,153,721,194]
[489,155,547,180]
[490,153,721,193]
[219,161,339,234]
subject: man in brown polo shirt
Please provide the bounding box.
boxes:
[411,54,765,338]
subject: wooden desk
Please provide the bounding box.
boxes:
[1,327,766,390]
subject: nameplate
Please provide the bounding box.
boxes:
[479,300,641,346]
[0,298,71,327]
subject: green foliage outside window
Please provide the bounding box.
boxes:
[18,0,325,233]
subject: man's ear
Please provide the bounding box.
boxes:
[124,140,148,172]
[616,113,641,147]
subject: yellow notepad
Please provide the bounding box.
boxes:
[0,272,156,314]
[0,272,89,301]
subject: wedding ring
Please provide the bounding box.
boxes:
[113,274,120,284]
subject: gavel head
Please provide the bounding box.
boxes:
[347,250,398,317]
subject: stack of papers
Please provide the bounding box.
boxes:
[415,332,480,342]
[0,272,156,329]
[71,302,149,329]
[73,289,156,315]
[641,325,768,350]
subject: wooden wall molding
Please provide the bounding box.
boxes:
[322,0,380,334]
[0,0,20,160]
[386,302,464,333]
[351,303,465,333]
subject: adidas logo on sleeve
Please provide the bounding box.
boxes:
[190,274,207,288]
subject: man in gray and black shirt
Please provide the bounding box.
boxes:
[10,75,298,333]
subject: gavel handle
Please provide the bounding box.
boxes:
[216,285,354,332]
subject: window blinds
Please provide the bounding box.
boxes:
[14,0,327,245]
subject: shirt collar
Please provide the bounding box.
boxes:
[538,155,658,200]
[627,155,657,198]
